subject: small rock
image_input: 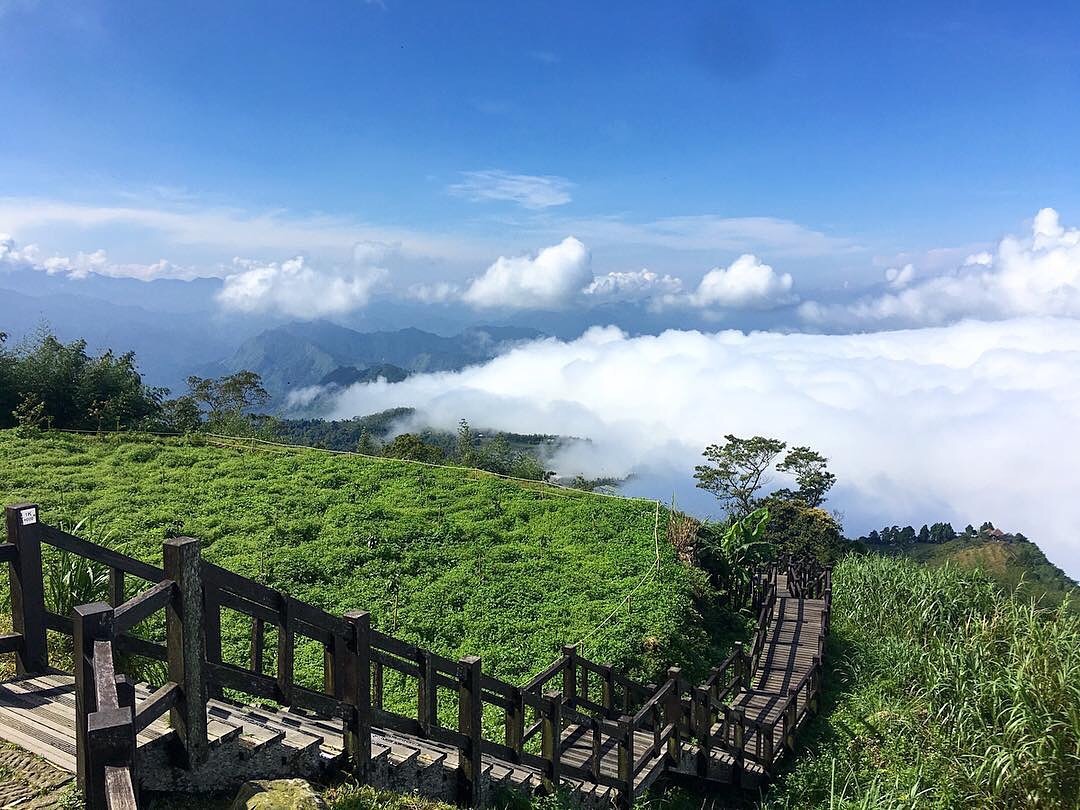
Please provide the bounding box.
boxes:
[229,778,327,810]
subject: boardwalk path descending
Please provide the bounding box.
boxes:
[0,504,830,809]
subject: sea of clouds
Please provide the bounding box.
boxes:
[325,317,1080,578]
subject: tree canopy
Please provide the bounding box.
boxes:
[0,328,164,431]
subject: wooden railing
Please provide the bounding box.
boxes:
[1,504,830,809]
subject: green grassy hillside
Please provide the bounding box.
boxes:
[0,430,717,710]
[766,555,1080,810]
[869,536,1079,610]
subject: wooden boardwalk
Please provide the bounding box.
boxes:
[0,504,830,808]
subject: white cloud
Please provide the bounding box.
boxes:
[583,269,683,302]
[407,281,462,304]
[885,263,915,289]
[802,208,1080,327]
[448,170,573,210]
[661,254,795,310]
[569,214,854,257]
[0,197,494,266]
[461,236,592,309]
[322,318,1080,577]
[0,233,191,280]
[216,256,387,317]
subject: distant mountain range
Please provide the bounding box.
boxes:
[0,272,545,407]
[206,320,544,407]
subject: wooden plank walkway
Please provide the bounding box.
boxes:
[0,505,831,809]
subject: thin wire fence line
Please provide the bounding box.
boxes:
[571,499,662,654]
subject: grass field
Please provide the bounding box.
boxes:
[0,430,727,717]
[765,554,1080,810]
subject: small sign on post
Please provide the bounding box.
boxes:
[19,508,37,526]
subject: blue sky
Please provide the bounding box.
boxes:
[3,0,1079,301]
[3,2,1080,573]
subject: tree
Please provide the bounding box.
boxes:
[380,433,445,463]
[694,435,787,516]
[3,327,164,431]
[186,371,270,435]
[775,446,836,507]
[456,419,477,466]
[356,426,380,455]
[918,524,931,544]
[156,395,202,434]
[759,494,846,563]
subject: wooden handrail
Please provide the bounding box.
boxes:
[6,504,832,810]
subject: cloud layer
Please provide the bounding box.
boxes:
[448,170,574,209]
[217,253,387,317]
[324,318,1080,577]
[460,236,593,309]
[802,208,1080,327]
[0,232,189,280]
[679,254,795,309]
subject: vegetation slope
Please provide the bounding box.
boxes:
[879,536,1078,611]
[765,554,1080,810]
[0,430,720,712]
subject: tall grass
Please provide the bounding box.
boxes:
[767,554,1080,809]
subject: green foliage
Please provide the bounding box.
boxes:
[774,446,836,508]
[187,371,272,437]
[697,507,774,600]
[0,430,714,713]
[456,418,477,467]
[44,546,111,620]
[758,495,847,564]
[694,435,787,516]
[695,436,838,520]
[766,555,1080,809]
[380,433,446,463]
[0,327,164,431]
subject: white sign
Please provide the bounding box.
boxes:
[19,508,36,526]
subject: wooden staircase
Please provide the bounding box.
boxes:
[0,504,830,809]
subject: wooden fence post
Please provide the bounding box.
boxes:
[542,690,562,793]
[74,602,112,806]
[505,685,524,763]
[561,644,577,705]
[87,678,136,810]
[599,663,614,717]
[417,649,437,736]
[108,568,125,608]
[457,655,484,807]
[343,611,372,781]
[733,641,747,688]
[616,717,633,810]
[204,593,223,700]
[692,686,710,777]
[162,537,208,768]
[663,667,682,763]
[277,596,294,705]
[6,504,47,674]
[783,688,797,753]
[731,706,745,788]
